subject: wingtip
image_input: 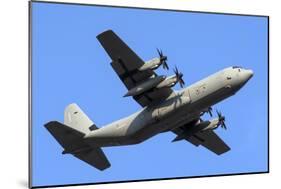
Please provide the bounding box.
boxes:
[216,146,231,155]
[98,163,111,171]
[96,29,114,39]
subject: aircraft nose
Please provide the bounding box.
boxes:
[247,70,254,80]
[245,69,254,80]
[241,69,254,84]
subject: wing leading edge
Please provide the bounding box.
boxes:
[97,30,174,107]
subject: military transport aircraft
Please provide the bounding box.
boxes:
[45,30,253,171]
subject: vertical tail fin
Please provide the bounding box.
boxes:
[64,103,97,134]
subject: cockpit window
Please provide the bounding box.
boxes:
[232,66,242,69]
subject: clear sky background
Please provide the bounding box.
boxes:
[31,2,268,187]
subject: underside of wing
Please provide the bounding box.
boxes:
[187,130,230,155]
[97,29,153,90]
[133,87,174,107]
[97,30,174,107]
[172,122,230,155]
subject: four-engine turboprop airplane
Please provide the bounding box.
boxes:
[45,30,254,171]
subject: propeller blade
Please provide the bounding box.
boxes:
[157,48,161,56]
[222,122,227,130]
[180,77,185,86]
[179,80,184,88]
[216,109,227,130]
[173,66,185,88]
[163,60,169,70]
[157,48,169,70]
[216,109,221,118]
[208,107,213,117]
[174,66,178,75]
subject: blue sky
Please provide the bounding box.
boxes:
[31,2,268,187]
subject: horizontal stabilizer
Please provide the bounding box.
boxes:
[45,121,110,170]
[73,147,111,171]
[45,121,85,151]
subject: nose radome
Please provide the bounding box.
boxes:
[241,69,254,84]
[246,69,254,79]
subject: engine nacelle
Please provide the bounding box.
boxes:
[172,118,220,142]
[156,75,178,89]
[201,119,219,131]
[124,74,181,97]
[123,75,166,97]
[139,58,161,71]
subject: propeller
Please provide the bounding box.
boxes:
[200,107,213,117]
[216,110,226,130]
[207,107,213,117]
[157,48,169,70]
[173,66,185,88]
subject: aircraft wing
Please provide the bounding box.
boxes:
[172,125,230,155]
[97,30,174,107]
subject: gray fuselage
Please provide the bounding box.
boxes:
[85,66,253,147]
